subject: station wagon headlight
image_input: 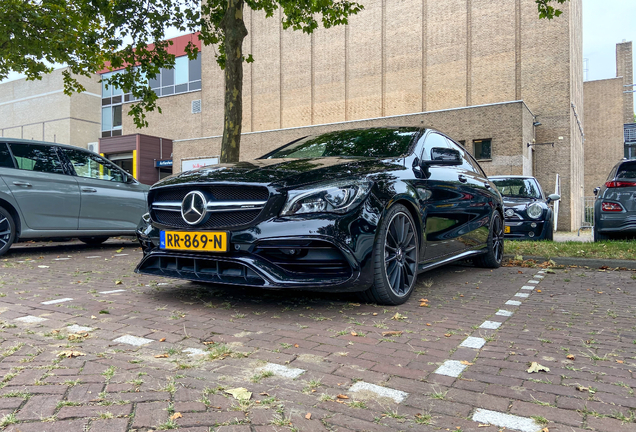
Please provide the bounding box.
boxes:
[526,202,543,219]
[281,180,373,216]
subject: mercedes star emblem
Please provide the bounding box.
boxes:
[181,191,208,225]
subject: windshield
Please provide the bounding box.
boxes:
[262,128,420,159]
[492,178,542,199]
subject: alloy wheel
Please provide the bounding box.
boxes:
[492,213,504,263]
[384,212,418,296]
[0,215,11,250]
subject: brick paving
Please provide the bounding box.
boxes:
[0,239,634,431]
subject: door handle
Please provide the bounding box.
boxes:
[458,174,467,183]
[12,181,32,187]
[81,187,97,193]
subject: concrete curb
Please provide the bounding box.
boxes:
[503,254,636,270]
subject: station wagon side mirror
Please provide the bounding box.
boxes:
[421,147,462,167]
[547,193,560,203]
[593,187,600,196]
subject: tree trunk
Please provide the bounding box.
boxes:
[220,0,248,163]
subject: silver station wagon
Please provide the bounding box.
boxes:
[0,138,149,256]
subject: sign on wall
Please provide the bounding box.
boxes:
[181,157,219,172]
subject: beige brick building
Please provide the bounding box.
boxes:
[154,0,586,230]
[0,68,101,149]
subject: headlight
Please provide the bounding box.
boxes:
[526,202,543,219]
[281,180,373,216]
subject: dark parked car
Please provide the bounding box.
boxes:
[135,127,504,305]
[593,159,636,241]
[0,139,149,256]
[489,175,560,241]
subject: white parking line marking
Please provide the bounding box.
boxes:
[86,256,101,259]
[534,275,544,279]
[434,360,467,377]
[112,335,154,346]
[480,321,501,329]
[515,293,530,298]
[53,258,70,261]
[528,280,540,284]
[41,298,73,305]
[472,408,542,432]
[67,325,94,333]
[349,381,408,403]
[258,363,305,379]
[505,300,522,306]
[496,309,513,316]
[114,254,129,257]
[15,316,48,323]
[99,289,126,294]
[460,337,486,349]
[521,285,535,290]
[183,348,206,357]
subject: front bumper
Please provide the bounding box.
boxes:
[135,210,378,292]
[503,219,550,240]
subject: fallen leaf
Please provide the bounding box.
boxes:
[294,344,299,348]
[460,361,473,366]
[350,331,358,337]
[225,387,251,401]
[259,392,269,396]
[616,360,624,364]
[372,313,378,316]
[444,333,452,337]
[527,362,550,373]
[90,315,97,319]
[419,298,428,302]
[349,303,360,307]
[336,394,349,399]
[597,291,604,294]
[566,354,575,360]
[169,412,182,420]
[159,338,166,342]
[114,280,123,285]
[391,313,406,321]
[202,341,215,345]
[576,385,589,392]
[154,353,169,358]
[537,289,542,293]
[426,323,431,326]
[305,413,312,420]
[58,350,85,358]
[51,329,60,334]
[541,428,549,432]
[116,248,124,253]
[382,331,403,337]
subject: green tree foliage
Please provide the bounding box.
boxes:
[1,0,566,162]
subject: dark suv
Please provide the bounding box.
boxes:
[593,159,636,241]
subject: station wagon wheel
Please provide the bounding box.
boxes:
[359,204,419,305]
[0,207,16,257]
[473,210,504,268]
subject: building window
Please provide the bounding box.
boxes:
[473,139,492,160]
[626,124,636,160]
[100,53,202,137]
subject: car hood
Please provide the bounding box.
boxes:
[501,197,545,210]
[153,157,406,189]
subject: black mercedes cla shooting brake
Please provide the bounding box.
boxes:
[135,127,504,305]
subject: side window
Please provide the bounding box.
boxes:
[62,149,126,183]
[9,144,64,174]
[0,143,15,168]
[446,138,475,172]
[421,133,451,160]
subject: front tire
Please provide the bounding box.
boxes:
[544,220,554,241]
[473,210,504,268]
[78,236,110,245]
[0,207,16,257]
[358,204,419,305]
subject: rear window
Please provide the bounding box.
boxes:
[616,162,636,180]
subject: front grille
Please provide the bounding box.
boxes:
[254,240,352,277]
[150,185,269,229]
[152,185,269,203]
[154,209,261,229]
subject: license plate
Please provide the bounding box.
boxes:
[504,226,511,234]
[160,231,228,252]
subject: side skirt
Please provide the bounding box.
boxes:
[417,249,484,273]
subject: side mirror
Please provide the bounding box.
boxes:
[593,187,600,196]
[422,147,462,167]
[546,193,560,203]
